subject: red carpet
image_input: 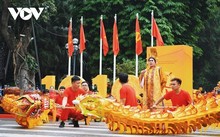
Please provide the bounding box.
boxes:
[0,114,15,118]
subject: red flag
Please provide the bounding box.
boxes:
[113,19,119,56]
[100,20,109,56]
[68,18,73,56]
[135,17,142,55]
[152,17,164,46]
[79,22,86,54]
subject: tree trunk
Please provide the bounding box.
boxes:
[1,0,36,93]
[13,31,36,92]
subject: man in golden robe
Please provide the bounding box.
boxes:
[139,57,166,109]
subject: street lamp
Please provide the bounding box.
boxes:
[72,38,79,75]
[65,38,79,75]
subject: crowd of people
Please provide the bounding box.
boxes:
[37,76,96,128]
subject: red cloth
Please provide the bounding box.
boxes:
[100,19,109,56]
[60,87,86,121]
[55,94,63,118]
[113,19,119,56]
[49,91,57,100]
[120,84,138,107]
[55,94,63,105]
[60,107,84,121]
[164,90,192,107]
[63,87,86,105]
[56,109,62,118]
[135,16,142,55]
[68,18,73,56]
[79,22,86,54]
[152,17,164,46]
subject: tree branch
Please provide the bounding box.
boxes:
[0,0,15,50]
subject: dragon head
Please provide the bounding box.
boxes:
[74,94,116,118]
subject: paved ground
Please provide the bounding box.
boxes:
[0,118,220,137]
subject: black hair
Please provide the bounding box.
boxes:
[118,73,128,84]
[71,76,81,83]
[43,89,49,94]
[171,78,182,85]
[59,86,66,90]
[148,57,156,63]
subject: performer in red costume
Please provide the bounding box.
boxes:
[59,76,86,128]
[81,81,93,95]
[55,86,65,121]
[152,77,192,110]
[119,73,138,107]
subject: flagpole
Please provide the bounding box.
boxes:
[135,13,139,77]
[68,18,72,76]
[151,10,154,47]
[113,14,117,83]
[99,15,103,75]
[80,16,83,78]
[113,55,116,83]
[68,56,71,76]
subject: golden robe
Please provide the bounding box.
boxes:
[139,66,166,109]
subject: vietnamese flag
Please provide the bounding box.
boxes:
[152,17,164,46]
[68,18,73,56]
[113,19,119,56]
[79,22,86,54]
[100,20,109,56]
[135,16,142,55]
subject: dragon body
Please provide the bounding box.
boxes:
[1,88,220,135]
[74,93,220,135]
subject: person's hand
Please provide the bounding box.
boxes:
[152,104,157,109]
[141,69,146,74]
[61,105,65,109]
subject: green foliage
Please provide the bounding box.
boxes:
[3,0,220,90]
[30,0,220,90]
[117,58,146,76]
[193,0,220,90]
[40,0,57,22]
[26,54,38,73]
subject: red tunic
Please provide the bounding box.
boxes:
[164,90,192,107]
[120,84,138,107]
[63,87,86,105]
[49,91,57,100]
[55,94,63,105]
[60,87,86,121]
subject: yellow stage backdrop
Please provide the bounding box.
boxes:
[58,75,84,89]
[111,45,193,106]
[41,75,55,89]
[42,75,85,90]
[147,45,193,105]
[92,75,108,98]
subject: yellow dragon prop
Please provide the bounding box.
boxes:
[1,88,220,135]
[0,93,56,128]
[74,93,220,135]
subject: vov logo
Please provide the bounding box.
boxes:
[8,7,44,20]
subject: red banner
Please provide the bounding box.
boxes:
[135,17,143,55]
[113,20,119,56]
[68,19,73,56]
[101,20,109,56]
[152,17,164,46]
[80,23,86,53]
